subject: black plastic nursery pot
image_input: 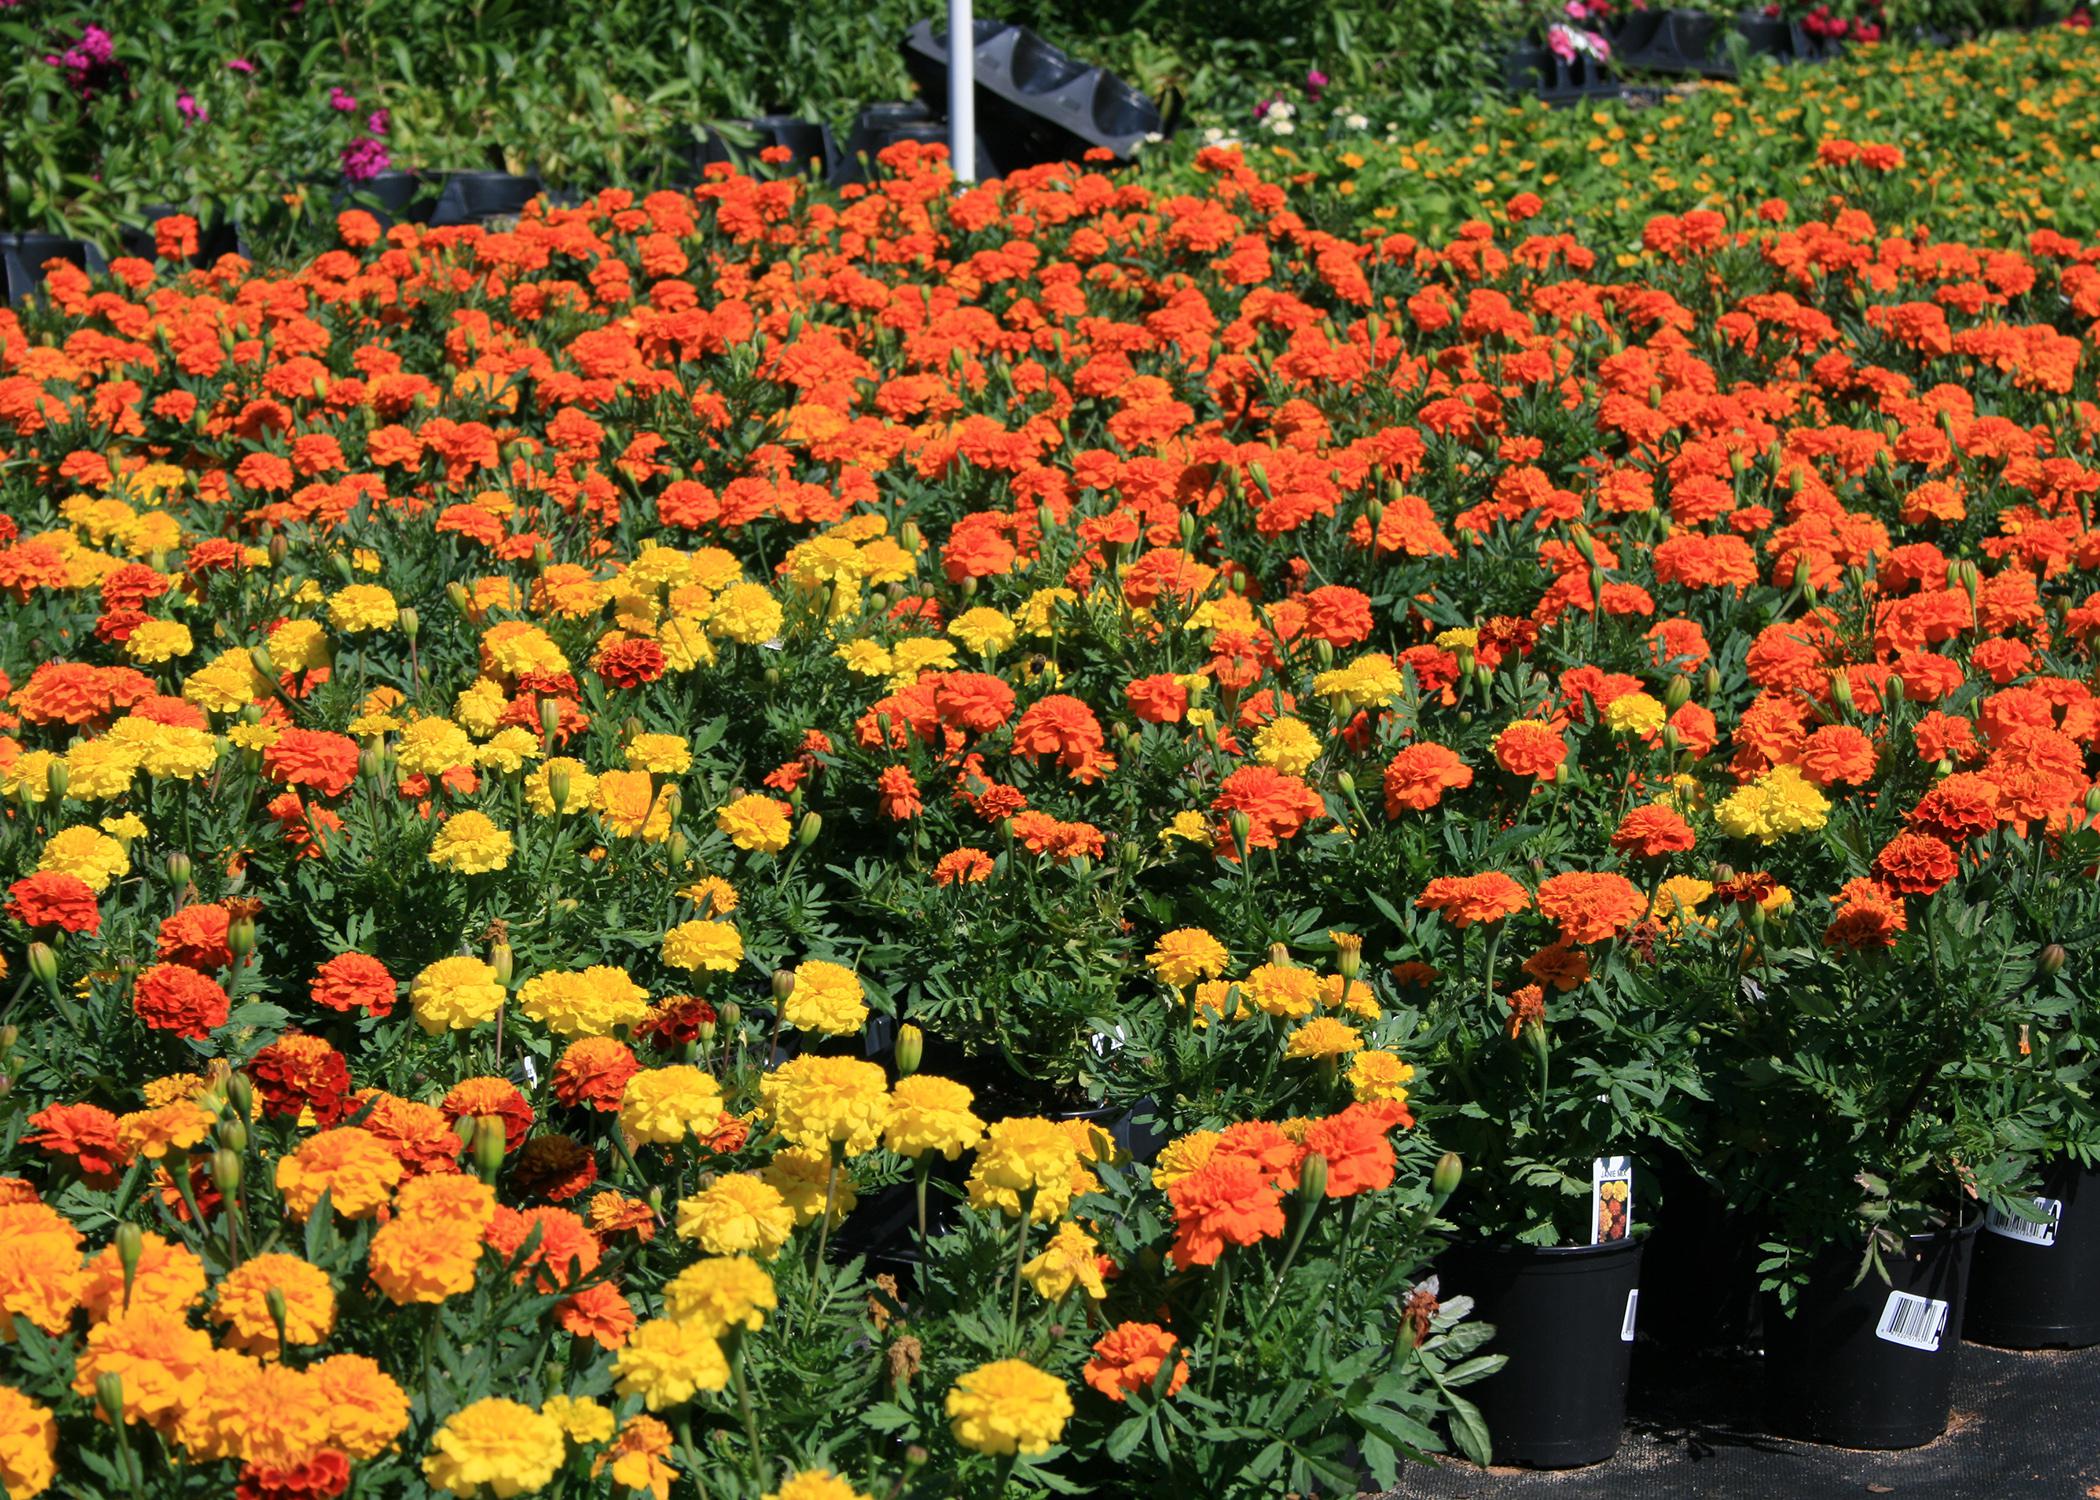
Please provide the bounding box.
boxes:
[1612,9,1729,76]
[691,115,841,180]
[1762,1219,1979,1449]
[1438,1236,1645,1468]
[116,205,246,265]
[1966,1161,2100,1350]
[427,171,545,227]
[1632,1152,1762,1352]
[336,170,436,225]
[0,233,106,303]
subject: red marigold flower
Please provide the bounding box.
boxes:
[595,637,667,689]
[1381,742,1473,815]
[6,871,101,934]
[132,963,231,1039]
[1211,764,1324,853]
[1301,1102,1407,1197]
[1416,872,1531,928]
[1212,1121,1306,1192]
[933,848,995,885]
[1125,673,1189,725]
[248,1035,355,1127]
[1873,831,1960,896]
[1907,772,2002,843]
[1798,724,1878,788]
[1824,878,1908,951]
[1167,1159,1286,1267]
[484,1205,602,1292]
[1505,982,1548,1039]
[157,902,235,969]
[876,764,924,821]
[26,1101,128,1178]
[1011,694,1114,782]
[1492,720,1569,780]
[442,1077,536,1152]
[511,1134,600,1202]
[557,1279,637,1348]
[310,953,396,1017]
[553,1037,641,1111]
[236,1448,352,1500]
[1609,805,1696,860]
[262,728,361,799]
[1535,871,1645,945]
[1083,1322,1188,1402]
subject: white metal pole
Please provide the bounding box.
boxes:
[948,0,976,182]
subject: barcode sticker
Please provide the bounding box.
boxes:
[1984,1197,2062,1248]
[1875,1291,1950,1352]
[1620,1289,1639,1343]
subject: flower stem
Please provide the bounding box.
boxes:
[1007,1194,1035,1346]
[1202,1248,1234,1396]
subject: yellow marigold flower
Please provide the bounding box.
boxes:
[675,1173,797,1258]
[948,606,1017,656]
[883,1076,985,1161]
[98,812,147,844]
[1159,809,1211,845]
[182,646,268,713]
[0,1204,83,1335]
[482,621,569,678]
[267,619,329,673]
[310,1353,410,1457]
[1252,716,1321,776]
[225,721,279,753]
[619,1067,725,1146]
[211,1253,336,1357]
[108,717,216,780]
[517,965,650,1037]
[429,810,514,874]
[115,1101,212,1161]
[474,726,542,776]
[0,749,55,805]
[966,1117,1079,1223]
[423,1397,568,1497]
[275,1127,402,1220]
[0,1384,58,1498]
[1244,962,1320,1019]
[1022,1221,1107,1302]
[173,1351,334,1469]
[62,737,141,800]
[1150,1130,1221,1190]
[679,875,739,917]
[542,1393,616,1445]
[716,793,792,853]
[525,756,598,816]
[625,733,691,776]
[707,582,784,644]
[1655,875,1716,930]
[37,825,129,892]
[598,768,677,841]
[327,584,398,633]
[1604,692,1667,736]
[1146,928,1229,989]
[1312,652,1404,708]
[759,1056,889,1155]
[140,1072,208,1108]
[1348,1049,1416,1104]
[122,618,194,664]
[782,959,867,1035]
[662,920,742,973]
[945,1359,1073,1457]
[763,1470,875,1500]
[410,955,506,1034]
[1714,763,1831,843]
[611,1319,730,1410]
[663,1255,776,1334]
[1284,1016,1364,1060]
[395,717,476,776]
[760,1146,858,1227]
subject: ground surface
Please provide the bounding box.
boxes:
[1391,1340,2100,1498]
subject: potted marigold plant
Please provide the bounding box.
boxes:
[1397,848,1706,1467]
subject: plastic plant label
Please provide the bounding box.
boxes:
[1620,1289,1639,1343]
[1591,1156,1633,1245]
[514,1055,538,1089]
[1984,1197,2063,1248]
[1875,1291,1950,1352]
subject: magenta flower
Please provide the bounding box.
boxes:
[1305,68,1327,100]
[177,91,208,125]
[226,57,254,73]
[329,86,358,112]
[342,136,392,182]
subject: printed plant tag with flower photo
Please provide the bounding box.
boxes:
[1591,1156,1632,1244]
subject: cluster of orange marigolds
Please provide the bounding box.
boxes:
[0,129,2096,1496]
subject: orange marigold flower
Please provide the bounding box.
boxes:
[1492,720,1568,780]
[1609,805,1696,860]
[1082,1323,1188,1403]
[1167,1159,1285,1268]
[1415,872,1530,928]
[1381,742,1472,815]
[1535,871,1644,945]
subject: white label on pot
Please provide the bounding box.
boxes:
[1875,1291,1949,1352]
[1620,1289,1639,1343]
[1984,1196,2062,1248]
[1590,1156,1633,1245]
[515,1056,538,1089]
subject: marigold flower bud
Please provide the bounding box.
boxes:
[473,1115,506,1183]
[226,1073,252,1120]
[1665,675,1691,712]
[27,942,58,989]
[166,851,192,886]
[216,1116,248,1153]
[772,969,797,1005]
[249,643,276,679]
[1297,1151,1329,1203]
[44,761,68,802]
[398,606,419,642]
[114,1222,143,1309]
[228,914,257,963]
[797,811,822,846]
[895,1023,924,1077]
[212,1148,242,1195]
[490,941,514,988]
[95,1373,126,1424]
[2040,944,2067,976]
[1432,1151,1464,1198]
